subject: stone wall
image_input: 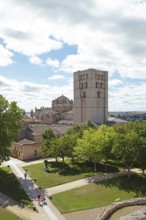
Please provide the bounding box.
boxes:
[96,197,146,220]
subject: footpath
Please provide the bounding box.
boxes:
[6,159,66,220]
[1,158,143,220]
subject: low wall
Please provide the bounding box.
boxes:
[96,197,146,220]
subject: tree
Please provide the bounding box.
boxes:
[41,128,56,157]
[112,128,140,179]
[74,128,102,172]
[0,95,23,163]
[96,125,115,171]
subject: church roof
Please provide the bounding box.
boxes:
[53,94,70,102]
[28,124,73,136]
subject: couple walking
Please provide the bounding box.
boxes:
[37,192,46,206]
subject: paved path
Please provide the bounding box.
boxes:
[7,159,66,220]
[45,178,89,196]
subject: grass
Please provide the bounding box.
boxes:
[51,174,146,213]
[0,166,31,206]
[24,160,118,188]
[0,207,23,220]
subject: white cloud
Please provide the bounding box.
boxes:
[29,56,42,65]
[0,45,13,66]
[46,58,60,68]
[109,79,123,87]
[48,75,65,80]
[109,83,146,111]
[0,0,146,111]
[0,75,73,111]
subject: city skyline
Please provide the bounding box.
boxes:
[0,0,146,112]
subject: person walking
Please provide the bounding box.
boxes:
[24,172,27,180]
[37,193,41,205]
[41,193,46,205]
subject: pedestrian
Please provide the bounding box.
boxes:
[41,193,46,205]
[24,172,27,180]
[37,193,41,205]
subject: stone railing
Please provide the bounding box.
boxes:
[96,197,146,220]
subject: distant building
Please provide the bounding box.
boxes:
[10,123,73,160]
[10,68,109,160]
[74,69,108,124]
[34,95,73,124]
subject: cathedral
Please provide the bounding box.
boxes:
[34,68,108,125]
[34,95,74,124]
[10,68,109,160]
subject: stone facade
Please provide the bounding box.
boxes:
[10,139,41,160]
[74,68,108,125]
[10,68,109,160]
[10,123,73,160]
[34,95,73,124]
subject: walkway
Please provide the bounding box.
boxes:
[7,159,66,220]
[45,178,89,196]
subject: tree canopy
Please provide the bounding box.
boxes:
[0,95,23,163]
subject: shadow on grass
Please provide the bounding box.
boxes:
[45,160,119,176]
[0,167,31,206]
[98,174,146,197]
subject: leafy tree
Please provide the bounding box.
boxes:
[112,128,140,179]
[67,121,96,138]
[137,140,146,175]
[41,128,56,157]
[74,128,101,172]
[49,133,78,163]
[114,121,146,175]
[96,125,115,171]
[0,95,23,163]
[22,109,26,116]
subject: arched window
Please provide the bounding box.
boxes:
[100,82,103,89]
[84,82,88,88]
[96,82,99,88]
[101,75,104,80]
[97,91,102,98]
[80,83,83,89]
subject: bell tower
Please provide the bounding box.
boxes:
[74,68,108,124]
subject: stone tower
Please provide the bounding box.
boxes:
[74,68,108,125]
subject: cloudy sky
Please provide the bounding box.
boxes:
[0,0,146,112]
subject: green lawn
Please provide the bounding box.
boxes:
[0,207,22,220]
[51,174,146,213]
[24,160,118,188]
[0,166,31,206]
[24,161,95,188]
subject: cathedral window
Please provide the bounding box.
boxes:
[80,91,86,98]
[83,74,86,80]
[80,83,83,89]
[96,82,99,88]
[83,82,88,89]
[101,75,104,80]
[97,91,102,98]
[100,82,103,89]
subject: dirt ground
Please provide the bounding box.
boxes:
[64,205,146,220]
